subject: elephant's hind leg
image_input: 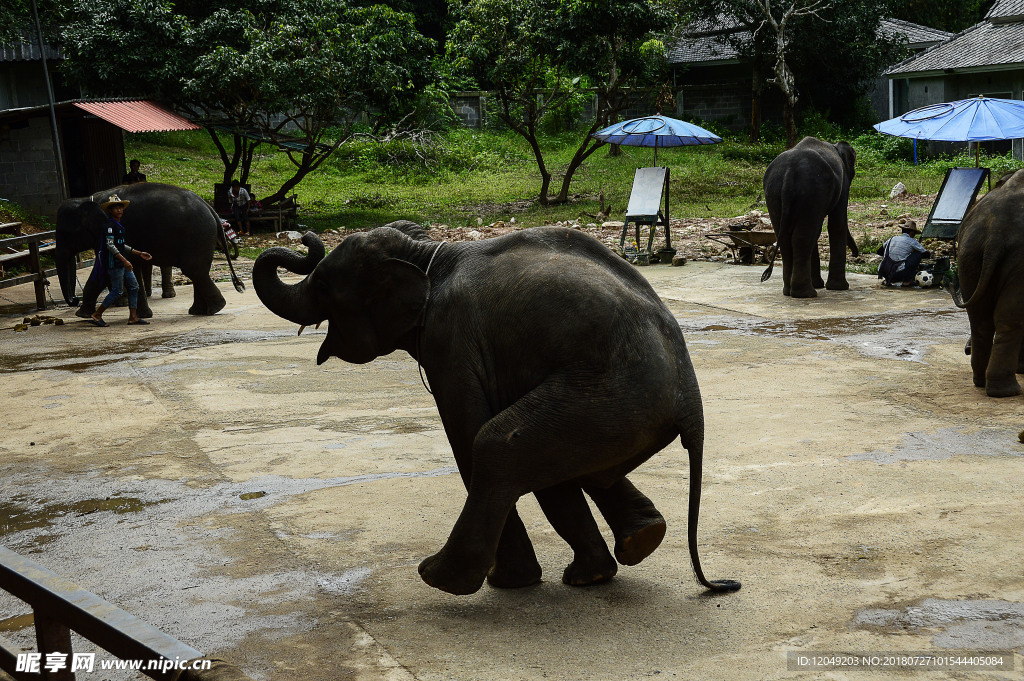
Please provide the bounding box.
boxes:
[161,265,176,298]
[183,268,226,315]
[485,509,542,589]
[534,484,617,586]
[985,297,1024,397]
[586,477,666,566]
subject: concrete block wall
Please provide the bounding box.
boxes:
[678,85,748,130]
[0,117,62,218]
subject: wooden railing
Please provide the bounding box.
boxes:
[0,546,251,681]
[0,223,92,310]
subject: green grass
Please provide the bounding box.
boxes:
[122,128,1024,233]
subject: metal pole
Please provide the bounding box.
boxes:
[31,0,68,202]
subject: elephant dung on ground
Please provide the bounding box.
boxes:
[55,182,243,317]
[951,169,1024,397]
[763,136,859,298]
[253,223,740,596]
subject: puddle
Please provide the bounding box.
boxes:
[853,599,1024,650]
[849,428,1024,464]
[0,613,33,633]
[0,329,293,373]
[0,496,167,536]
[680,309,966,362]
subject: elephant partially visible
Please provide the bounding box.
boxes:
[949,169,1024,397]
[253,225,740,596]
[55,183,243,317]
[763,136,859,297]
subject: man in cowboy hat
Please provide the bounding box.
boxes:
[89,194,153,327]
[877,222,930,287]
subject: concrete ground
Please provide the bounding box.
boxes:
[1,259,1022,681]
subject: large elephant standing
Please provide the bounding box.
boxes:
[951,169,1024,397]
[253,225,740,596]
[763,136,859,297]
[55,183,243,317]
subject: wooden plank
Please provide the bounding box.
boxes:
[0,232,56,249]
[0,260,93,291]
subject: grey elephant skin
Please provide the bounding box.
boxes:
[953,169,1024,397]
[55,182,241,317]
[763,136,859,297]
[253,224,740,596]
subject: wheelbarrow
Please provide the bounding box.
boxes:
[704,229,777,264]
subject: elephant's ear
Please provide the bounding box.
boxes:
[368,258,430,350]
[836,141,856,181]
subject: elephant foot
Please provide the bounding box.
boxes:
[190,299,226,315]
[562,553,617,586]
[789,285,818,298]
[162,289,176,299]
[419,550,489,595]
[813,277,825,289]
[75,305,96,319]
[985,376,1022,398]
[486,556,542,589]
[973,372,987,388]
[138,308,154,319]
[615,517,666,566]
[825,278,850,291]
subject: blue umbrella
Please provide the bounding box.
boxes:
[873,96,1024,165]
[592,114,721,166]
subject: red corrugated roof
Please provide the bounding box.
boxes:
[72,100,201,133]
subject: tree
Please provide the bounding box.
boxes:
[892,0,992,33]
[58,0,432,204]
[447,0,674,206]
[684,0,900,144]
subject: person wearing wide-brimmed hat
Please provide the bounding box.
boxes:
[877,222,930,287]
[88,194,153,327]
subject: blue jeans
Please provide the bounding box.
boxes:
[102,267,139,309]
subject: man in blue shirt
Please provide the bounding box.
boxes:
[89,194,153,327]
[877,224,930,287]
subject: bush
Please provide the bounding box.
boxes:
[720,140,785,165]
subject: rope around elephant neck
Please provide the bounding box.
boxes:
[417,241,446,395]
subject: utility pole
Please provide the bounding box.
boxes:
[31,0,68,201]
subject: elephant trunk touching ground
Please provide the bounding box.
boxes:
[251,232,327,327]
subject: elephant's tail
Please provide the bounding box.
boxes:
[209,204,245,293]
[949,249,997,310]
[678,418,741,594]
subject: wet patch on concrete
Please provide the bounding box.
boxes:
[679,309,966,362]
[0,496,167,536]
[853,599,1024,651]
[849,427,1024,464]
[0,329,293,373]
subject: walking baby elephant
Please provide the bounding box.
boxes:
[253,225,740,596]
[952,169,1024,397]
[763,137,859,297]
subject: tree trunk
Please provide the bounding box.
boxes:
[555,123,605,204]
[749,62,763,143]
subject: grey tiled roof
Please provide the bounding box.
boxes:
[988,0,1024,21]
[879,18,952,47]
[887,19,1024,75]
[668,16,747,65]
[670,17,947,66]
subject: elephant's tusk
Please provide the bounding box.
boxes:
[297,321,321,336]
[298,325,306,336]
[315,321,321,330]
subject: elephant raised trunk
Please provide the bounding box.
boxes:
[252,231,327,326]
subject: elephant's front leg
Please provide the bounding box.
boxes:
[161,265,176,298]
[824,211,850,290]
[485,509,542,589]
[139,262,153,298]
